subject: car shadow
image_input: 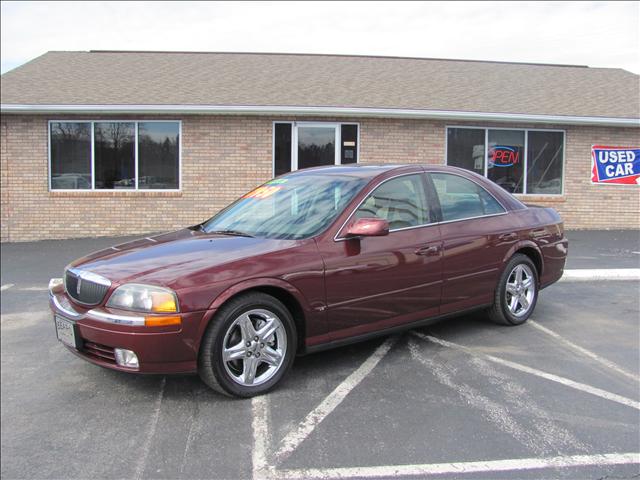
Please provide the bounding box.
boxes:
[94,311,493,400]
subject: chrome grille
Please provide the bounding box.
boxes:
[64,268,111,305]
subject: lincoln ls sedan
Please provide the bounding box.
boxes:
[49,164,568,397]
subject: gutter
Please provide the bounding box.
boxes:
[1,104,639,127]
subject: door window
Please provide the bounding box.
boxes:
[297,126,336,169]
[431,173,505,222]
[354,174,430,230]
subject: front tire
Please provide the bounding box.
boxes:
[198,292,297,397]
[488,254,538,326]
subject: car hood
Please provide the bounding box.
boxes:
[69,229,296,289]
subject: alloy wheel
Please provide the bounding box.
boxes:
[505,264,536,318]
[222,309,287,387]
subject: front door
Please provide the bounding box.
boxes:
[293,123,340,170]
[318,172,443,343]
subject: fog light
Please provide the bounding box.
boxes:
[114,348,139,368]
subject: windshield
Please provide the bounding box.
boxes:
[201,173,368,240]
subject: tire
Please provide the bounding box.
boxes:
[488,254,539,326]
[198,292,297,397]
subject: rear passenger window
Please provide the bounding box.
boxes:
[431,173,505,222]
[354,174,430,230]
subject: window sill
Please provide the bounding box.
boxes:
[49,190,183,198]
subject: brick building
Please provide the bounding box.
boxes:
[1,51,639,242]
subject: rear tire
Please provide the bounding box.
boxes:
[198,292,297,397]
[488,254,538,326]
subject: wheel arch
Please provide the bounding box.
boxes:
[502,240,543,278]
[200,278,308,354]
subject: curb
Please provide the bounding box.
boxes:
[560,269,640,282]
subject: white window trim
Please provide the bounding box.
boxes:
[272,121,360,176]
[48,119,182,192]
[445,125,566,197]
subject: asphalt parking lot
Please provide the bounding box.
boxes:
[1,230,639,480]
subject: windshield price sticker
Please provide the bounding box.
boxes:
[591,145,640,185]
[243,185,283,199]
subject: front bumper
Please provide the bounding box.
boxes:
[49,281,212,374]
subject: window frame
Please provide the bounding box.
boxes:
[272,121,360,177]
[48,119,182,192]
[334,172,435,241]
[444,125,566,197]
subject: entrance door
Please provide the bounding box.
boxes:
[293,123,340,170]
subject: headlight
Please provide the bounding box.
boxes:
[106,284,179,313]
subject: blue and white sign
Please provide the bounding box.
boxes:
[591,145,640,185]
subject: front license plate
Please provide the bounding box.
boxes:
[54,315,78,349]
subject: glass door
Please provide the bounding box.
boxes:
[293,122,340,170]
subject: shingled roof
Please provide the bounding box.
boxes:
[1,51,639,125]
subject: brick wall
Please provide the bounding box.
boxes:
[1,114,638,242]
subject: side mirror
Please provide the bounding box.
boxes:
[345,217,389,238]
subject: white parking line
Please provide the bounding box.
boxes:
[274,452,640,479]
[274,336,398,463]
[561,269,640,281]
[252,394,272,480]
[414,332,640,411]
[529,320,639,383]
[0,284,48,292]
[133,376,166,480]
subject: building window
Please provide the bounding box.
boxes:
[50,122,92,190]
[49,120,181,191]
[488,129,525,194]
[526,131,564,195]
[138,122,180,190]
[273,122,358,176]
[446,127,564,195]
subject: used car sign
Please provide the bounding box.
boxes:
[591,145,640,185]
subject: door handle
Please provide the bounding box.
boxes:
[498,232,518,242]
[415,245,441,256]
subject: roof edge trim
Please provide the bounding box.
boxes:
[1,104,638,127]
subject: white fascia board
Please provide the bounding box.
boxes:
[1,104,639,127]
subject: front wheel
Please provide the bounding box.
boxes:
[198,292,297,397]
[488,254,538,326]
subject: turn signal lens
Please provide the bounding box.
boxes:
[150,292,178,313]
[144,315,182,327]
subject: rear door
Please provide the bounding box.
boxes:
[428,172,518,314]
[319,172,443,342]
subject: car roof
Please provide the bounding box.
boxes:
[282,163,478,179]
[283,164,418,180]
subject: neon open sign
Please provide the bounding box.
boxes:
[490,146,520,167]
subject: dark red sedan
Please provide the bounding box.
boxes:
[49,164,568,397]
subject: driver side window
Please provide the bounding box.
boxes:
[354,174,430,230]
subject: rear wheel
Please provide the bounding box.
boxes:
[488,254,538,326]
[198,292,296,397]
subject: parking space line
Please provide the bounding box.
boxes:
[561,269,640,281]
[274,336,398,464]
[1,284,14,291]
[529,320,639,382]
[273,452,640,479]
[133,376,166,480]
[414,332,640,411]
[252,394,272,480]
[407,339,549,455]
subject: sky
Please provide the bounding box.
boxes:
[1,1,639,75]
